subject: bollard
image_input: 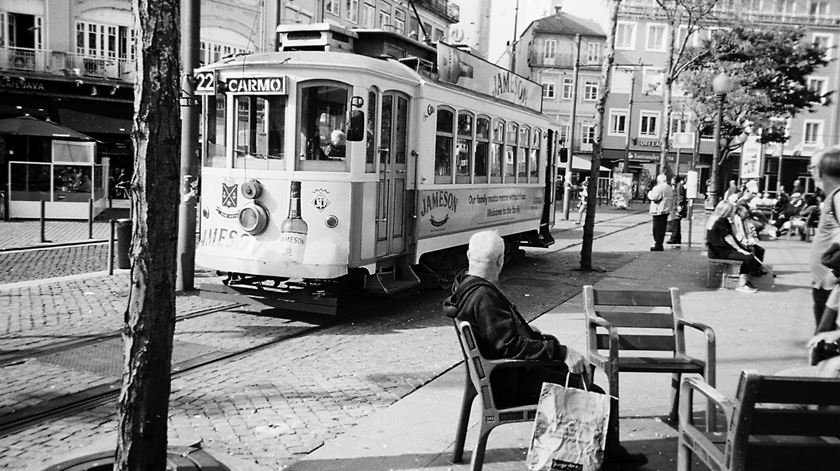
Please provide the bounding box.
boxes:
[108,219,116,275]
[88,198,94,239]
[39,200,47,243]
[115,218,132,269]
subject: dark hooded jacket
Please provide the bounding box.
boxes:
[443,272,567,361]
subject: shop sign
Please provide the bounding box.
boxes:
[0,76,45,91]
[637,138,661,147]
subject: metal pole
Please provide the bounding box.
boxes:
[687,198,693,250]
[562,33,581,220]
[39,200,46,243]
[88,198,94,239]
[776,132,785,194]
[177,0,200,292]
[510,0,520,71]
[705,92,726,213]
[622,69,636,172]
[108,219,115,275]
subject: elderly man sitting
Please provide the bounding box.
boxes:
[443,230,647,470]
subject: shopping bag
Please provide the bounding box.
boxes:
[525,376,610,471]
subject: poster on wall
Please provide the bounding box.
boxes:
[612,173,633,209]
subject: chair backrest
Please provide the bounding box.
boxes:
[725,370,840,470]
[584,285,685,356]
[454,320,501,413]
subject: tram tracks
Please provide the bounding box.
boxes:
[0,301,344,438]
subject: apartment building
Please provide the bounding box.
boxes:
[516,0,840,196]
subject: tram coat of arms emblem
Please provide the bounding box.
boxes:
[221,183,238,208]
[311,188,331,212]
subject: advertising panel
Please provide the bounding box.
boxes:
[437,42,543,112]
[612,173,633,209]
[416,186,544,238]
[739,135,763,179]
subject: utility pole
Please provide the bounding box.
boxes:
[510,0,520,70]
[562,33,581,219]
[621,68,636,172]
[176,0,199,291]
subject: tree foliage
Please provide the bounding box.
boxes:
[679,25,830,162]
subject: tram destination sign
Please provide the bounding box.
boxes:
[226,76,288,95]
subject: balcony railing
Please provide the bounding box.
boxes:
[0,46,136,83]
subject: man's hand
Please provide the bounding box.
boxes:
[807,329,840,349]
[564,347,589,375]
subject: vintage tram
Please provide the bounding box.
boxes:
[194,23,559,313]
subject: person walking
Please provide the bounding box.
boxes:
[809,147,840,331]
[647,174,673,251]
[575,177,589,224]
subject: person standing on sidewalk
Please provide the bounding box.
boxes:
[443,230,648,470]
[575,177,589,224]
[647,174,673,251]
[808,147,840,331]
[667,175,685,245]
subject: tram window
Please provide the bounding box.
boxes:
[530,129,541,182]
[518,126,530,180]
[298,82,350,172]
[456,111,473,183]
[204,93,226,168]
[435,107,454,183]
[395,96,408,164]
[505,122,518,182]
[366,89,377,172]
[490,118,503,183]
[233,95,287,170]
[475,116,490,183]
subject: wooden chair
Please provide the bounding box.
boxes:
[678,370,840,471]
[452,320,555,471]
[583,285,716,437]
[707,258,743,289]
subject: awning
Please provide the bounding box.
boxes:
[57,107,132,135]
[567,155,610,172]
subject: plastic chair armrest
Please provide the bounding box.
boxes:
[679,377,734,428]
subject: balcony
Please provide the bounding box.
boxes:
[0,46,136,84]
[413,0,459,23]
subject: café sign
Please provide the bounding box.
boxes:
[0,76,45,91]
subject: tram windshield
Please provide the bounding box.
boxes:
[298,81,349,172]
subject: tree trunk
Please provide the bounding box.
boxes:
[116,1,181,469]
[659,7,677,177]
[581,0,621,271]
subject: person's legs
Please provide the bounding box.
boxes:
[651,214,667,250]
[668,219,682,244]
[813,288,831,329]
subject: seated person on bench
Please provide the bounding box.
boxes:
[733,203,766,275]
[706,200,761,293]
[443,230,647,469]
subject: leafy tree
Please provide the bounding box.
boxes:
[679,25,830,181]
[116,0,181,469]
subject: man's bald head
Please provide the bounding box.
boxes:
[467,231,505,282]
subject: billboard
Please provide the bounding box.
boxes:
[739,135,763,179]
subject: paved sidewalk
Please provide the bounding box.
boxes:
[292,207,814,471]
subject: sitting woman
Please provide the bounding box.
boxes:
[733,203,766,274]
[706,200,762,293]
[790,194,819,240]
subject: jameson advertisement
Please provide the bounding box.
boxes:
[416,187,544,238]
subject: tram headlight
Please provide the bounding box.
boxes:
[241,179,262,200]
[238,202,269,235]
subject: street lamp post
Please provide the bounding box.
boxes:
[705,72,732,213]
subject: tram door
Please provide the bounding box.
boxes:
[374,92,409,256]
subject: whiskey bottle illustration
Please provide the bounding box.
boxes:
[278,181,308,262]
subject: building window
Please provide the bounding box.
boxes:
[670,116,689,134]
[433,28,444,42]
[609,110,628,136]
[435,107,454,183]
[581,124,597,144]
[379,2,392,28]
[642,67,663,95]
[586,41,601,63]
[326,0,340,16]
[776,0,795,14]
[804,120,823,146]
[559,122,570,146]
[562,78,574,99]
[640,111,659,137]
[808,76,827,99]
[810,1,829,17]
[813,33,832,59]
[393,9,406,33]
[616,21,636,50]
[542,81,555,99]
[544,39,557,60]
[363,1,376,27]
[646,24,666,51]
[346,0,359,23]
[583,80,598,101]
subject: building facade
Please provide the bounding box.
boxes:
[516,0,840,197]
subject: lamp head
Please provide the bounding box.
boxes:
[712,72,732,95]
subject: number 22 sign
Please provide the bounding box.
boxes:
[194,71,216,95]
